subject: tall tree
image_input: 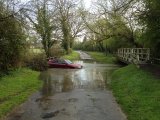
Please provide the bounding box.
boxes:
[54,0,83,54]
[24,0,56,57]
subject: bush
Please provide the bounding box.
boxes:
[50,44,65,57]
[0,6,26,73]
[24,53,48,71]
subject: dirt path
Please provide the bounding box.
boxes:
[6,61,126,120]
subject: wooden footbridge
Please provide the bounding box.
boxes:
[117,48,150,64]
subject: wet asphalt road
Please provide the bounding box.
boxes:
[6,61,126,120]
[76,51,93,60]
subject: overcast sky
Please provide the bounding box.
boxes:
[20,0,92,9]
[84,0,92,9]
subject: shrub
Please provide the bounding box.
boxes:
[0,6,26,73]
[24,53,48,71]
[50,44,65,57]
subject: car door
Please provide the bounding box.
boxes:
[57,59,67,68]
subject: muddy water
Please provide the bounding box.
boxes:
[39,61,117,95]
[6,61,126,120]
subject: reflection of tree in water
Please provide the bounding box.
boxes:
[91,68,106,89]
[41,72,54,97]
[62,74,73,92]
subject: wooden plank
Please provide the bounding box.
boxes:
[117,48,150,64]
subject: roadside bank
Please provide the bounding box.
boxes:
[111,65,160,120]
[87,52,117,64]
[0,68,42,119]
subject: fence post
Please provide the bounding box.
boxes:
[131,48,134,63]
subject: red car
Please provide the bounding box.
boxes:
[48,58,83,69]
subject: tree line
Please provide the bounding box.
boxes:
[0,0,160,74]
[74,0,160,58]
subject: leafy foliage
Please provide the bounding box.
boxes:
[139,0,160,57]
[78,0,160,59]
[75,15,134,53]
[50,44,65,57]
[0,3,26,73]
[24,53,48,71]
[25,0,56,57]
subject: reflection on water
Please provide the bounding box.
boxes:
[39,61,119,97]
[42,76,52,96]
[62,74,74,92]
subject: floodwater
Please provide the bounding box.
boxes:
[6,61,126,120]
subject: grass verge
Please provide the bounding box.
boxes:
[0,68,42,119]
[87,52,117,64]
[111,65,160,120]
[63,51,80,61]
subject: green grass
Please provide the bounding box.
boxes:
[111,65,160,120]
[63,51,80,61]
[29,48,44,54]
[0,68,42,119]
[87,52,117,64]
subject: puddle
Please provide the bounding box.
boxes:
[39,61,119,97]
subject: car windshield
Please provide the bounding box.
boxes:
[65,60,72,64]
[57,59,66,64]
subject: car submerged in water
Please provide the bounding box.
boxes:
[48,58,83,69]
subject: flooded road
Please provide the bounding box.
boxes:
[6,61,126,120]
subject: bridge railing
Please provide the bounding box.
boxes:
[117,48,150,64]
